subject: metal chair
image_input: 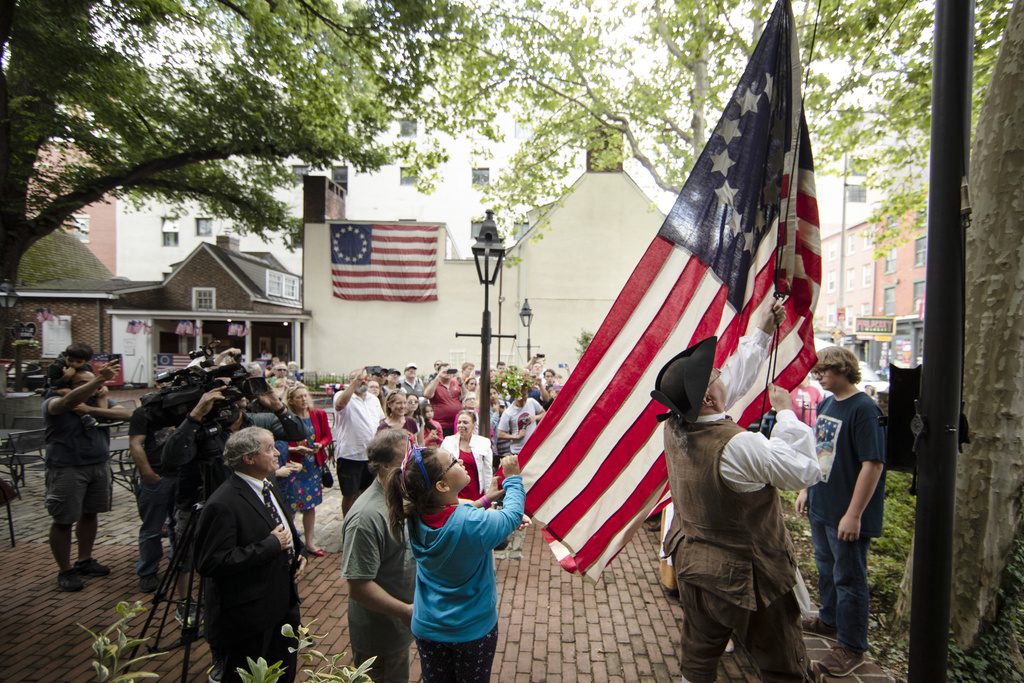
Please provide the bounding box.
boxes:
[2,429,46,494]
[10,416,43,430]
[0,477,17,547]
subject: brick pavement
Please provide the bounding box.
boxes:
[1,454,892,682]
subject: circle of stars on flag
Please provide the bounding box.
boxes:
[332,224,370,263]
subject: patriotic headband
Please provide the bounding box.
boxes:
[401,436,431,489]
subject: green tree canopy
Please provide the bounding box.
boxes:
[471,0,1008,242]
[0,0,489,282]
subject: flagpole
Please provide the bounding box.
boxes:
[907,0,974,678]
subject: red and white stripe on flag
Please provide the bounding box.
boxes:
[518,0,821,582]
[330,223,439,302]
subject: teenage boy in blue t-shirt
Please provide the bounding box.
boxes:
[796,346,885,678]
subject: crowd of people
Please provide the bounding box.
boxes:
[35,329,887,683]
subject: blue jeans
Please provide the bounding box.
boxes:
[810,517,871,653]
[135,475,178,577]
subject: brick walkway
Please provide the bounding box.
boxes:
[0,457,892,682]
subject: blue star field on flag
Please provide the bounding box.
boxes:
[659,2,793,310]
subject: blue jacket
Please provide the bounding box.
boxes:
[408,475,525,642]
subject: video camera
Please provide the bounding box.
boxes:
[141,343,270,449]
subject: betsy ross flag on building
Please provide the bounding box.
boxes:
[520,0,821,582]
[330,223,440,302]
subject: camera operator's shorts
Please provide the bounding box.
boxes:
[45,463,113,525]
[336,458,374,496]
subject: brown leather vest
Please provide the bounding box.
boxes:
[663,418,797,611]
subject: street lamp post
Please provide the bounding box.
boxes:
[519,299,533,360]
[457,210,516,438]
[1,279,24,392]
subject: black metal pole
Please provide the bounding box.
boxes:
[526,324,531,361]
[907,0,973,678]
[479,282,492,439]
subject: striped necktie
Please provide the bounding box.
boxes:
[262,481,294,561]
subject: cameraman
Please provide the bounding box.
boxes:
[161,381,305,627]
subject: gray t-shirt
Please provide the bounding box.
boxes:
[497,398,543,454]
[339,478,416,655]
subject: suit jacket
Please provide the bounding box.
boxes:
[195,473,306,647]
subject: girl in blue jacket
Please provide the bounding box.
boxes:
[385,445,525,683]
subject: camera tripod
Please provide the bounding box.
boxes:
[131,501,209,683]
[131,457,226,683]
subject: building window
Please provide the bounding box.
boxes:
[826,303,837,325]
[282,275,299,300]
[162,218,179,247]
[884,286,896,316]
[885,248,898,274]
[291,165,309,182]
[861,303,871,316]
[472,168,490,188]
[196,218,213,236]
[913,279,926,312]
[849,160,866,177]
[400,168,417,186]
[914,235,927,267]
[827,270,836,293]
[828,241,837,261]
[514,120,533,139]
[844,307,853,329]
[267,271,283,297]
[399,119,417,137]
[73,215,90,243]
[193,287,216,311]
[332,166,349,193]
[862,264,872,288]
[863,233,872,250]
[846,268,855,291]
[847,185,867,203]
[847,235,856,254]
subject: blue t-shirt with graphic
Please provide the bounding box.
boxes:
[807,391,886,537]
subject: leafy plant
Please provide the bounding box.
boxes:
[492,366,539,400]
[948,531,1024,683]
[575,329,594,360]
[80,601,161,682]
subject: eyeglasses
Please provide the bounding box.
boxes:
[439,456,460,479]
[811,367,832,378]
[706,367,722,390]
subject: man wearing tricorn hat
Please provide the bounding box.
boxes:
[654,300,821,683]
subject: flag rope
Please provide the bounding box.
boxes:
[761,0,825,432]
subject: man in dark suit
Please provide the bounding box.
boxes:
[195,426,308,683]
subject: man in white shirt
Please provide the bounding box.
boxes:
[654,301,821,683]
[333,368,386,515]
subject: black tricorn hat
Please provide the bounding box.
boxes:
[650,336,718,423]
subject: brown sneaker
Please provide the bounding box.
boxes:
[801,615,838,638]
[814,645,864,677]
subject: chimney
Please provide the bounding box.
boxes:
[304,175,347,224]
[216,234,240,252]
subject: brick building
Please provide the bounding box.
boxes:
[817,221,926,370]
[9,234,306,387]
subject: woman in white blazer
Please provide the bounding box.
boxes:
[440,410,495,504]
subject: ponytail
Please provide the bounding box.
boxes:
[384,446,447,544]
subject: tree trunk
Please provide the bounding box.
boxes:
[949,0,1024,650]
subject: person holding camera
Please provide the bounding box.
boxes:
[160,379,306,629]
[333,367,387,516]
[384,447,524,683]
[43,359,131,591]
[423,363,462,438]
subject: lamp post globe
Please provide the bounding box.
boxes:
[470,210,506,438]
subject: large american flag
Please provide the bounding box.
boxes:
[520,0,821,582]
[330,223,439,302]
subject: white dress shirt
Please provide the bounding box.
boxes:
[236,471,294,549]
[697,330,821,493]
